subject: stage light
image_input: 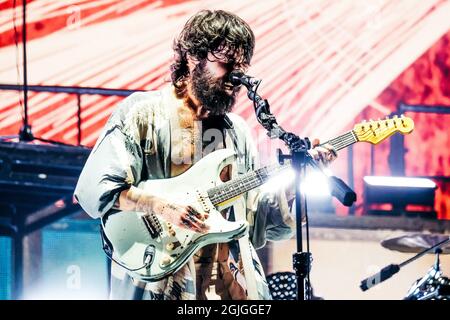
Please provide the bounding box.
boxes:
[363,176,436,188]
[260,167,295,194]
[363,176,437,216]
[260,167,331,198]
[300,170,331,198]
[259,162,354,211]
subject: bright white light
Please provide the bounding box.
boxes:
[363,176,436,188]
[260,167,331,198]
[260,168,295,194]
[300,171,331,198]
[322,168,333,176]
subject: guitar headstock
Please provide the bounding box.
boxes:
[353,115,414,145]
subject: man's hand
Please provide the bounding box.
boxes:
[119,187,209,233]
[156,201,209,233]
[308,138,337,167]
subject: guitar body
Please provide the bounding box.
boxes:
[103,148,248,281]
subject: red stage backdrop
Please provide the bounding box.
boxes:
[0,0,449,218]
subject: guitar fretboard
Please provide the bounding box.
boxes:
[207,130,358,206]
[325,131,357,152]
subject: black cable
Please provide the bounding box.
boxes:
[12,0,25,122]
[103,249,150,272]
[22,0,28,127]
[250,79,262,112]
[10,1,83,148]
[100,222,151,272]
[254,80,262,101]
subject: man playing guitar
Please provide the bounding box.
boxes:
[74,9,336,300]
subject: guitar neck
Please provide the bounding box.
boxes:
[322,130,358,152]
[207,163,288,206]
[207,130,358,206]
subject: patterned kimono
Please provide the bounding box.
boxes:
[74,85,295,300]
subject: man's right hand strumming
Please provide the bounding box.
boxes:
[118,186,209,233]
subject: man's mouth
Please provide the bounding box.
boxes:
[223,82,235,92]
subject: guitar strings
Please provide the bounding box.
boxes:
[329,136,356,151]
[213,164,291,204]
[212,171,266,204]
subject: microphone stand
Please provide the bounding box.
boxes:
[241,79,356,300]
[245,81,311,300]
[1,1,74,147]
[19,0,33,141]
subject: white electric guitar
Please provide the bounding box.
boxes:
[102,116,414,282]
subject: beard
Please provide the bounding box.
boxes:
[190,61,240,116]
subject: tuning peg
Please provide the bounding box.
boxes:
[369,119,373,128]
[361,119,366,130]
[400,114,406,125]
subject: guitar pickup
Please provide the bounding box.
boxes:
[142,213,162,239]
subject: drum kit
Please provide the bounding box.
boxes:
[268,233,450,300]
[378,233,450,300]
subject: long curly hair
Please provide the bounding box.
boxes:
[171,10,255,91]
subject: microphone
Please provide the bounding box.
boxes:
[329,176,357,207]
[229,70,260,88]
[360,264,400,291]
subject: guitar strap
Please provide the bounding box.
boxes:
[223,115,260,300]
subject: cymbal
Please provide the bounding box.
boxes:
[381,234,450,254]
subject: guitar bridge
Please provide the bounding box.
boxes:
[142,213,162,239]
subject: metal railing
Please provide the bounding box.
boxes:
[0,84,141,146]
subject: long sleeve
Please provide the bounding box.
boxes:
[245,136,295,249]
[74,92,151,219]
[246,184,295,249]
